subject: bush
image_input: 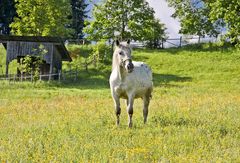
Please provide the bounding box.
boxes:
[92,40,112,68]
[67,41,112,71]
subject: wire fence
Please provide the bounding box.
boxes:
[165,36,218,48]
[131,36,219,49]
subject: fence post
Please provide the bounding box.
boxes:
[62,71,65,81]
[179,36,182,47]
[161,38,164,49]
[76,69,78,80]
[14,75,16,83]
[5,62,9,78]
[31,72,33,82]
[58,70,61,82]
[74,69,77,81]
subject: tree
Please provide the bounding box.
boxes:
[10,0,72,37]
[0,0,16,34]
[206,0,240,45]
[143,18,167,48]
[84,0,167,42]
[18,45,47,82]
[167,0,222,37]
[69,0,89,39]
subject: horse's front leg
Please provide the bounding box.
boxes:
[127,95,134,128]
[112,94,121,126]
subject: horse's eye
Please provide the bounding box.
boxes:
[119,52,123,55]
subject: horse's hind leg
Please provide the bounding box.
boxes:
[143,94,150,124]
[113,94,121,126]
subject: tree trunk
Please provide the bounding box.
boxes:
[121,0,125,40]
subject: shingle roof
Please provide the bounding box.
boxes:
[0,35,72,61]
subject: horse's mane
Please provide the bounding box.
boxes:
[112,48,119,71]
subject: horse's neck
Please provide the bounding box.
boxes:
[112,54,118,71]
[112,54,127,81]
[112,65,126,81]
[112,64,126,81]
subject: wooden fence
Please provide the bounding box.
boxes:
[0,70,79,83]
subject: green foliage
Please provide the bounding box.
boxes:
[0,0,16,34]
[67,41,111,71]
[168,0,240,47]
[18,55,43,82]
[92,40,112,68]
[10,0,73,37]
[0,46,6,75]
[18,55,32,75]
[144,19,167,48]
[67,44,94,71]
[207,0,240,46]
[167,0,221,37]
[18,45,47,82]
[0,46,240,161]
[84,0,167,42]
[69,0,89,39]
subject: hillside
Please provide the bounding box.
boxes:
[0,44,240,162]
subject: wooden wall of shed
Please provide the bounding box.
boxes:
[53,46,62,72]
[6,41,53,64]
[5,41,65,77]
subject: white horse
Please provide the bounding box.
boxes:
[109,40,153,127]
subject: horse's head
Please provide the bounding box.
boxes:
[114,40,134,73]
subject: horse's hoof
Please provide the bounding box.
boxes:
[116,120,120,126]
[128,123,132,128]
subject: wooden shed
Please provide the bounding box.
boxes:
[0,35,72,79]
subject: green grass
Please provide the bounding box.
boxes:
[0,44,240,162]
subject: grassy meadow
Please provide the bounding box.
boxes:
[0,44,240,162]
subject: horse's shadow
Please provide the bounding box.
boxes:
[49,70,191,89]
[153,73,192,87]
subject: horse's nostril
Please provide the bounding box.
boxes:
[127,63,134,72]
[130,63,134,69]
[127,64,133,70]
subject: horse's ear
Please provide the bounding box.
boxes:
[127,39,130,44]
[116,40,120,46]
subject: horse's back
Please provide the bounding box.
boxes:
[132,61,152,80]
[130,61,153,98]
[125,61,153,95]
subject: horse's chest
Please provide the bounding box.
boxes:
[114,83,131,99]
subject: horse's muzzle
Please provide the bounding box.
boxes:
[126,62,134,73]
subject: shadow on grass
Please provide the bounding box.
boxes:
[0,72,192,90]
[52,71,192,90]
[153,73,192,87]
[57,69,111,89]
